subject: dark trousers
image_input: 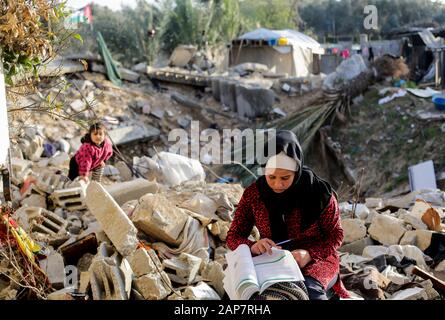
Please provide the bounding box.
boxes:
[68,156,104,182]
[68,156,79,181]
[304,275,338,300]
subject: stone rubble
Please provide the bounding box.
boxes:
[3,127,445,301]
[1,62,444,301]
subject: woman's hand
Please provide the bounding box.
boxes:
[99,161,106,168]
[291,249,312,268]
[251,238,281,255]
[79,175,89,183]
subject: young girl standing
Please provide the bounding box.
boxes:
[68,122,113,183]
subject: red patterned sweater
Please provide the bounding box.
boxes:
[226,182,350,298]
[74,138,113,176]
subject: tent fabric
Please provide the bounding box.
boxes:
[233,28,323,77]
[97,31,122,86]
[238,28,323,53]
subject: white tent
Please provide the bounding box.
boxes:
[230,28,324,77]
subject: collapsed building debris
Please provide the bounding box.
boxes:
[2,38,445,301]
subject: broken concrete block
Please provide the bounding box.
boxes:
[181,193,219,220]
[233,62,269,74]
[86,182,139,257]
[104,178,160,206]
[211,77,221,101]
[150,106,165,119]
[201,261,225,297]
[399,231,416,246]
[78,271,91,294]
[133,273,172,300]
[49,152,70,167]
[131,193,188,246]
[11,157,32,182]
[70,99,85,112]
[401,209,428,230]
[177,115,193,129]
[339,203,369,220]
[89,243,132,300]
[162,253,202,285]
[21,194,47,209]
[214,246,228,264]
[208,220,230,241]
[115,161,133,181]
[169,45,197,67]
[35,171,66,193]
[365,198,383,209]
[152,216,210,263]
[387,245,428,268]
[103,165,120,177]
[368,213,407,246]
[219,79,237,111]
[339,236,374,256]
[20,135,44,161]
[13,206,68,236]
[235,84,275,119]
[39,251,65,289]
[90,63,140,82]
[341,218,367,244]
[399,230,433,251]
[50,183,87,211]
[390,287,428,300]
[416,190,445,207]
[33,211,67,236]
[89,258,127,300]
[121,200,139,218]
[419,280,440,300]
[385,191,418,209]
[183,282,220,300]
[77,253,95,272]
[128,248,162,277]
[362,246,390,259]
[118,67,140,83]
[131,62,148,74]
[108,125,160,146]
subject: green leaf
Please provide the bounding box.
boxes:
[72,33,83,44]
[5,75,13,86]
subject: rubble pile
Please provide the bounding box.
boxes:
[338,190,445,300]
[2,51,444,301]
[1,144,252,300]
[2,139,445,300]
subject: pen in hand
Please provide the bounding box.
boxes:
[275,239,294,246]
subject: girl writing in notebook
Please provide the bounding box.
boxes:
[226,130,350,300]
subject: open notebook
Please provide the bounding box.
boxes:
[223,244,304,300]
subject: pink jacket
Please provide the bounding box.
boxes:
[75,137,113,176]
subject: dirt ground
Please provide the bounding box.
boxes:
[330,85,445,198]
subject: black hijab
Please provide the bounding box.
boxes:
[256,130,334,242]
